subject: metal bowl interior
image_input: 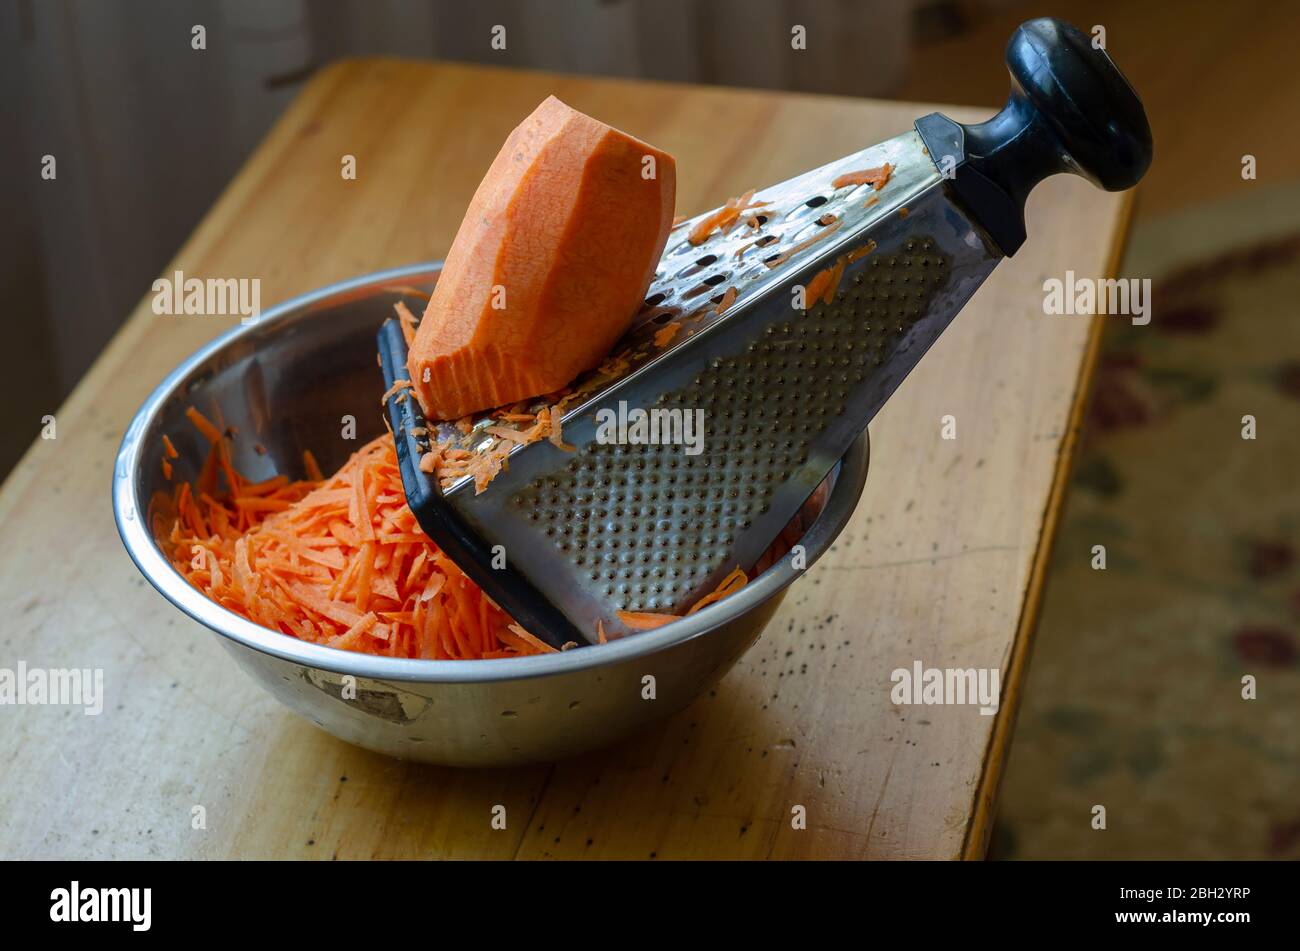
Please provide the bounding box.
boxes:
[113,263,869,763]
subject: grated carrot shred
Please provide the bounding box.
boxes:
[609,566,751,632]
[545,407,576,452]
[653,322,681,348]
[716,286,739,315]
[185,406,223,445]
[394,300,419,348]
[801,241,876,312]
[686,566,749,615]
[846,240,877,263]
[302,450,324,482]
[168,431,563,659]
[831,163,893,191]
[687,189,769,246]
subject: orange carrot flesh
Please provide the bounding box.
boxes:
[687,189,768,246]
[185,406,223,445]
[764,218,842,269]
[168,431,558,659]
[380,379,414,406]
[846,240,877,263]
[716,286,739,315]
[616,611,678,630]
[302,450,324,482]
[685,566,749,615]
[831,163,893,191]
[801,242,876,312]
[407,96,677,422]
[394,300,419,348]
[653,322,681,348]
[608,566,751,632]
[805,269,834,307]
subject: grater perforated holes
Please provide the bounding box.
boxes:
[509,232,950,611]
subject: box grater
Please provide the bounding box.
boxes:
[377,17,1152,648]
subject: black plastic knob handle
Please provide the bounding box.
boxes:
[915,17,1153,256]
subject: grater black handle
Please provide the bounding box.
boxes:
[915,17,1152,256]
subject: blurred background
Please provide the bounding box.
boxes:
[4,0,1297,858]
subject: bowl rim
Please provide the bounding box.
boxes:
[113,262,869,684]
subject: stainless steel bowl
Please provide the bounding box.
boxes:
[113,263,869,766]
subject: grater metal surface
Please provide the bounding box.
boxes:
[495,134,997,609]
[378,17,1153,647]
[382,131,999,644]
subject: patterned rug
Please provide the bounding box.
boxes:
[992,184,1300,860]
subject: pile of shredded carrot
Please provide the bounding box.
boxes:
[164,408,762,660]
[168,420,564,658]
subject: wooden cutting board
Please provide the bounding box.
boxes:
[0,59,1129,859]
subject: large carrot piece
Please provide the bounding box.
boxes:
[408,96,676,420]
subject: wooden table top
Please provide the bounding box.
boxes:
[0,59,1129,860]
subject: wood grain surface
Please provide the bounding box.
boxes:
[0,59,1128,859]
